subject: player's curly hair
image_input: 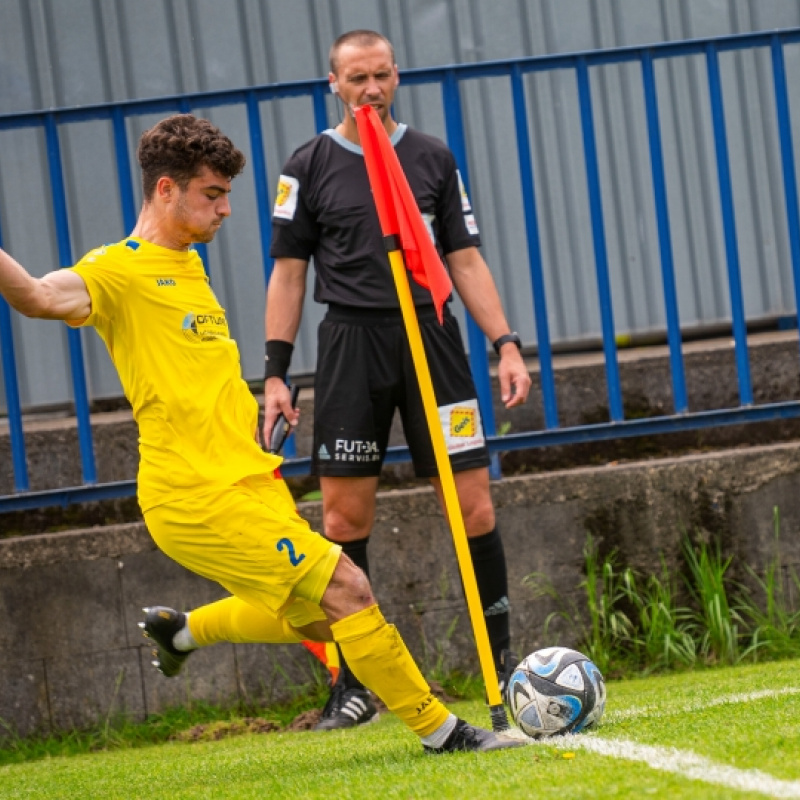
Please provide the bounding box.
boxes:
[137,114,246,201]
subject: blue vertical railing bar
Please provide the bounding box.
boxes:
[0,297,28,491]
[313,83,329,134]
[192,242,210,276]
[246,93,300,459]
[441,69,501,478]
[641,51,688,413]
[771,36,800,366]
[44,114,97,484]
[111,107,138,233]
[705,43,752,405]
[245,91,273,287]
[0,215,29,491]
[510,65,558,429]
[576,57,624,422]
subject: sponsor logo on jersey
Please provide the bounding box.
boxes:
[318,444,331,460]
[464,214,479,235]
[334,438,380,462]
[181,311,229,342]
[438,398,485,454]
[456,170,472,212]
[156,278,176,287]
[273,174,300,220]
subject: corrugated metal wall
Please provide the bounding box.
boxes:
[1,0,799,410]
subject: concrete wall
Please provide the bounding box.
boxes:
[2,440,800,739]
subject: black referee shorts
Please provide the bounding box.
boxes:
[311,304,491,478]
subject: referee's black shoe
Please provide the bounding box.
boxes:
[139,606,194,677]
[314,680,379,731]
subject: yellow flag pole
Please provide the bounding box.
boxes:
[386,246,511,732]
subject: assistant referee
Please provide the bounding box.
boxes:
[264,29,532,731]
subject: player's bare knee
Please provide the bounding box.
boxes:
[347,562,375,605]
[336,554,375,605]
[320,552,376,621]
[323,510,371,542]
[463,501,496,536]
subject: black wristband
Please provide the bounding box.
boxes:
[492,332,522,355]
[265,340,294,381]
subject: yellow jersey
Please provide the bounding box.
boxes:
[68,237,280,511]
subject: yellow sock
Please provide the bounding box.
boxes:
[188,596,301,646]
[331,605,450,737]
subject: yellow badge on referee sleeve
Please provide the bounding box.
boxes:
[273,174,300,220]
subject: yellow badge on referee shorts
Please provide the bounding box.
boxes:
[450,406,476,438]
[438,398,485,454]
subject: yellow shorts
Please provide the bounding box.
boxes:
[144,473,340,626]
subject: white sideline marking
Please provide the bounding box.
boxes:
[548,736,800,798]
[606,686,800,723]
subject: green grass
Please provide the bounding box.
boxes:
[2,660,799,799]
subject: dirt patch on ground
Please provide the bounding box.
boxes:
[172,679,458,742]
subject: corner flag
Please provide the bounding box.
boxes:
[356,106,452,323]
[355,105,510,733]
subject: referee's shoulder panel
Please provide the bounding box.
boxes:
[289,131,333,165]
[400,126,451,154]
[397,126,457,173]
[278,132,340,192]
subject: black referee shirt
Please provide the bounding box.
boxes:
[270,124,481,309]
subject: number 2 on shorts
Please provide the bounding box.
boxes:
[277,537,306,566]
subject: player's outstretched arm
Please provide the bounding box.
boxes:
[446,246,531,408]
[0,247,91,321]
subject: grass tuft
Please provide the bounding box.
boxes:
[524,507,800,676]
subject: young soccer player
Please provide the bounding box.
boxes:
[0,113,526,754]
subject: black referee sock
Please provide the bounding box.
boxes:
[340,536,371,578]
[467,527,511,666]
[336,537,371,692]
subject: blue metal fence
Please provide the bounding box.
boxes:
[1,29,800,512]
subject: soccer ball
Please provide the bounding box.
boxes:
[507,647,606,738]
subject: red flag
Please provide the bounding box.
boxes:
[355,105,453,323]
[301,641,341,685]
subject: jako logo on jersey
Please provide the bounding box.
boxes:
[157,278,176,287]
[334,439,380,462]
[181,311,229,342]
[450,406,476,438]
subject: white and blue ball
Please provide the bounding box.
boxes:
[507,647,606,738]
